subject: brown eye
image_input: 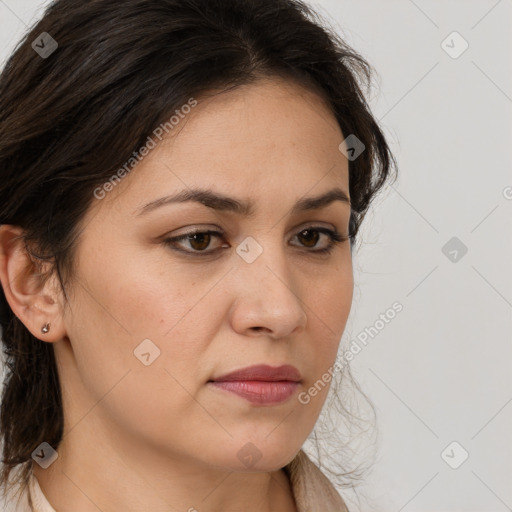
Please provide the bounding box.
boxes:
[164,226,347,257]
[163,229,226,255]
[297,229,320,248]
[290,226,348,254]
[187,232,212,251]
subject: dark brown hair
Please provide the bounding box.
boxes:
[0,0,397,499]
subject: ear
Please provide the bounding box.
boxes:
[0,224,67,343]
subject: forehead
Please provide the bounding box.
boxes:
[88,77,349,219]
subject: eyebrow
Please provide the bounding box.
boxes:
[136,187,351,217]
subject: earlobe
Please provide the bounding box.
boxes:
[0,224,66,342]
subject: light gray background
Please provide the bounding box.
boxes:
[0,1,511,511]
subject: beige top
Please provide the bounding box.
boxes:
[1,449,349,511]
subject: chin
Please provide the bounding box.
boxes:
[214,436,303,473]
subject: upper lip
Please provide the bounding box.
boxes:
[210,364,302,382]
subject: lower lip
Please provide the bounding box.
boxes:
[208,381,299,405]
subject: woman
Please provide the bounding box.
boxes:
[0,0,397,510]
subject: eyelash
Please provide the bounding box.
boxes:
[163,226,349,257]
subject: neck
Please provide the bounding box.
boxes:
[32,422,298,512]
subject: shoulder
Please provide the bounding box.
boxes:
[284,449,350,512]
[0,465,33,512]
[0,463,56,512]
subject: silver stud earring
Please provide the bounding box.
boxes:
[41,322,50,334]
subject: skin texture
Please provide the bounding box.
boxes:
[0,76,354,512]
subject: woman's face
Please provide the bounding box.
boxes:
[55,76,354,473]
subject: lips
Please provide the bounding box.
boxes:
[208,364,302,405]
[210,364,302,383]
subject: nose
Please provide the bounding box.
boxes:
[228,240,308,340]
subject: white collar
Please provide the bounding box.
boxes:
[28,472,56,512]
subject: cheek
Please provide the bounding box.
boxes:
[62,254,208,400]
[62,278,222,455]
[69,244,230,379]
[308,266,353,338]
[75,247,209,336]
[300,269,353,401]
